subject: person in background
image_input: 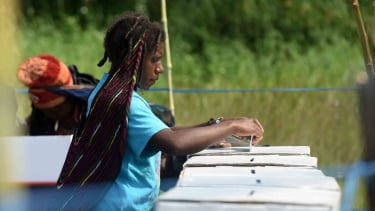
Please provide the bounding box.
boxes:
[16,54,98,135]
[52,11,264,210]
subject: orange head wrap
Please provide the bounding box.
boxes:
[17,54,73,109]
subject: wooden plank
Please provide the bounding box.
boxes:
[190,146,310,157]
[180,166,324,177]
[156,186,340,210]
[183,155,318,168]
[0,135,72,185]
[156,201,331,211]
[177,174,340,191]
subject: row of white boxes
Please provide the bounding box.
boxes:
[156,146,341,211]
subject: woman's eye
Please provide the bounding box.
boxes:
[151,58,159,63]
[151,55,162,63]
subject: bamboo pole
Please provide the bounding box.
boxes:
[352,0,375,78]
[161,0,175,116]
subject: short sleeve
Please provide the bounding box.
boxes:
[127,92,168,157]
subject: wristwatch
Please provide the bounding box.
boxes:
[208,117,223,125]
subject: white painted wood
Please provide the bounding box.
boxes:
[156,201,331,211]
[191,146,311,157]
[177,174,340,191]
[156,186,340,211]
[184,155,318,168]
[0,135,72,184]
[180,166,324,177]
[158,143,341,210]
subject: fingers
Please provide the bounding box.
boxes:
[244,118,264,145]
[208,140,232,148]
[252,135,263,146]
[231,117,264,142]
[253,118,264,133]
[250,118,264,138]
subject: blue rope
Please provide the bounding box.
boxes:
[16,89,28,94]
[140,86,357,93]
[16,87,358,94]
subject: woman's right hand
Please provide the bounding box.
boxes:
[227,117,264,145]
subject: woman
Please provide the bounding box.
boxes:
[54,11,264,210]
[17,54,98,135]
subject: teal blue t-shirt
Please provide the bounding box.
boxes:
[90,74,168,210]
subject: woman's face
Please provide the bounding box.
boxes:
[42,98,75,120]
[139,43,164,90]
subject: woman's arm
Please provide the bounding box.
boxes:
[170,118,214,131]
[149,117,264,155]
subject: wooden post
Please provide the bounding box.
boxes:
[358,78,375,210]
[352,0,375,78]
[161,0,175,116]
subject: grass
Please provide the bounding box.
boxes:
[16,18,369,208]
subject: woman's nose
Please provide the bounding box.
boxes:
[156,64,164,73]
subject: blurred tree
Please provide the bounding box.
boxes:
[21,0,81,19]
[18,0,375,55]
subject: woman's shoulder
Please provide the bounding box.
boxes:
[131,91,150,109]
[132,91,147,103]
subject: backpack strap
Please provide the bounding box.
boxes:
[68,65,99,86]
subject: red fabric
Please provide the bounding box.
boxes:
[17,54,73,108]
[29,89,66,109]
[36,54,63,87]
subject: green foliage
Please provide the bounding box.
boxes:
[165,0,373,55]
[19,0,375,52]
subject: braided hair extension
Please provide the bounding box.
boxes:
[53,12,165,210]
[98,12,165,90]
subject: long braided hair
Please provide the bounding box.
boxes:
[52,12,165,210]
